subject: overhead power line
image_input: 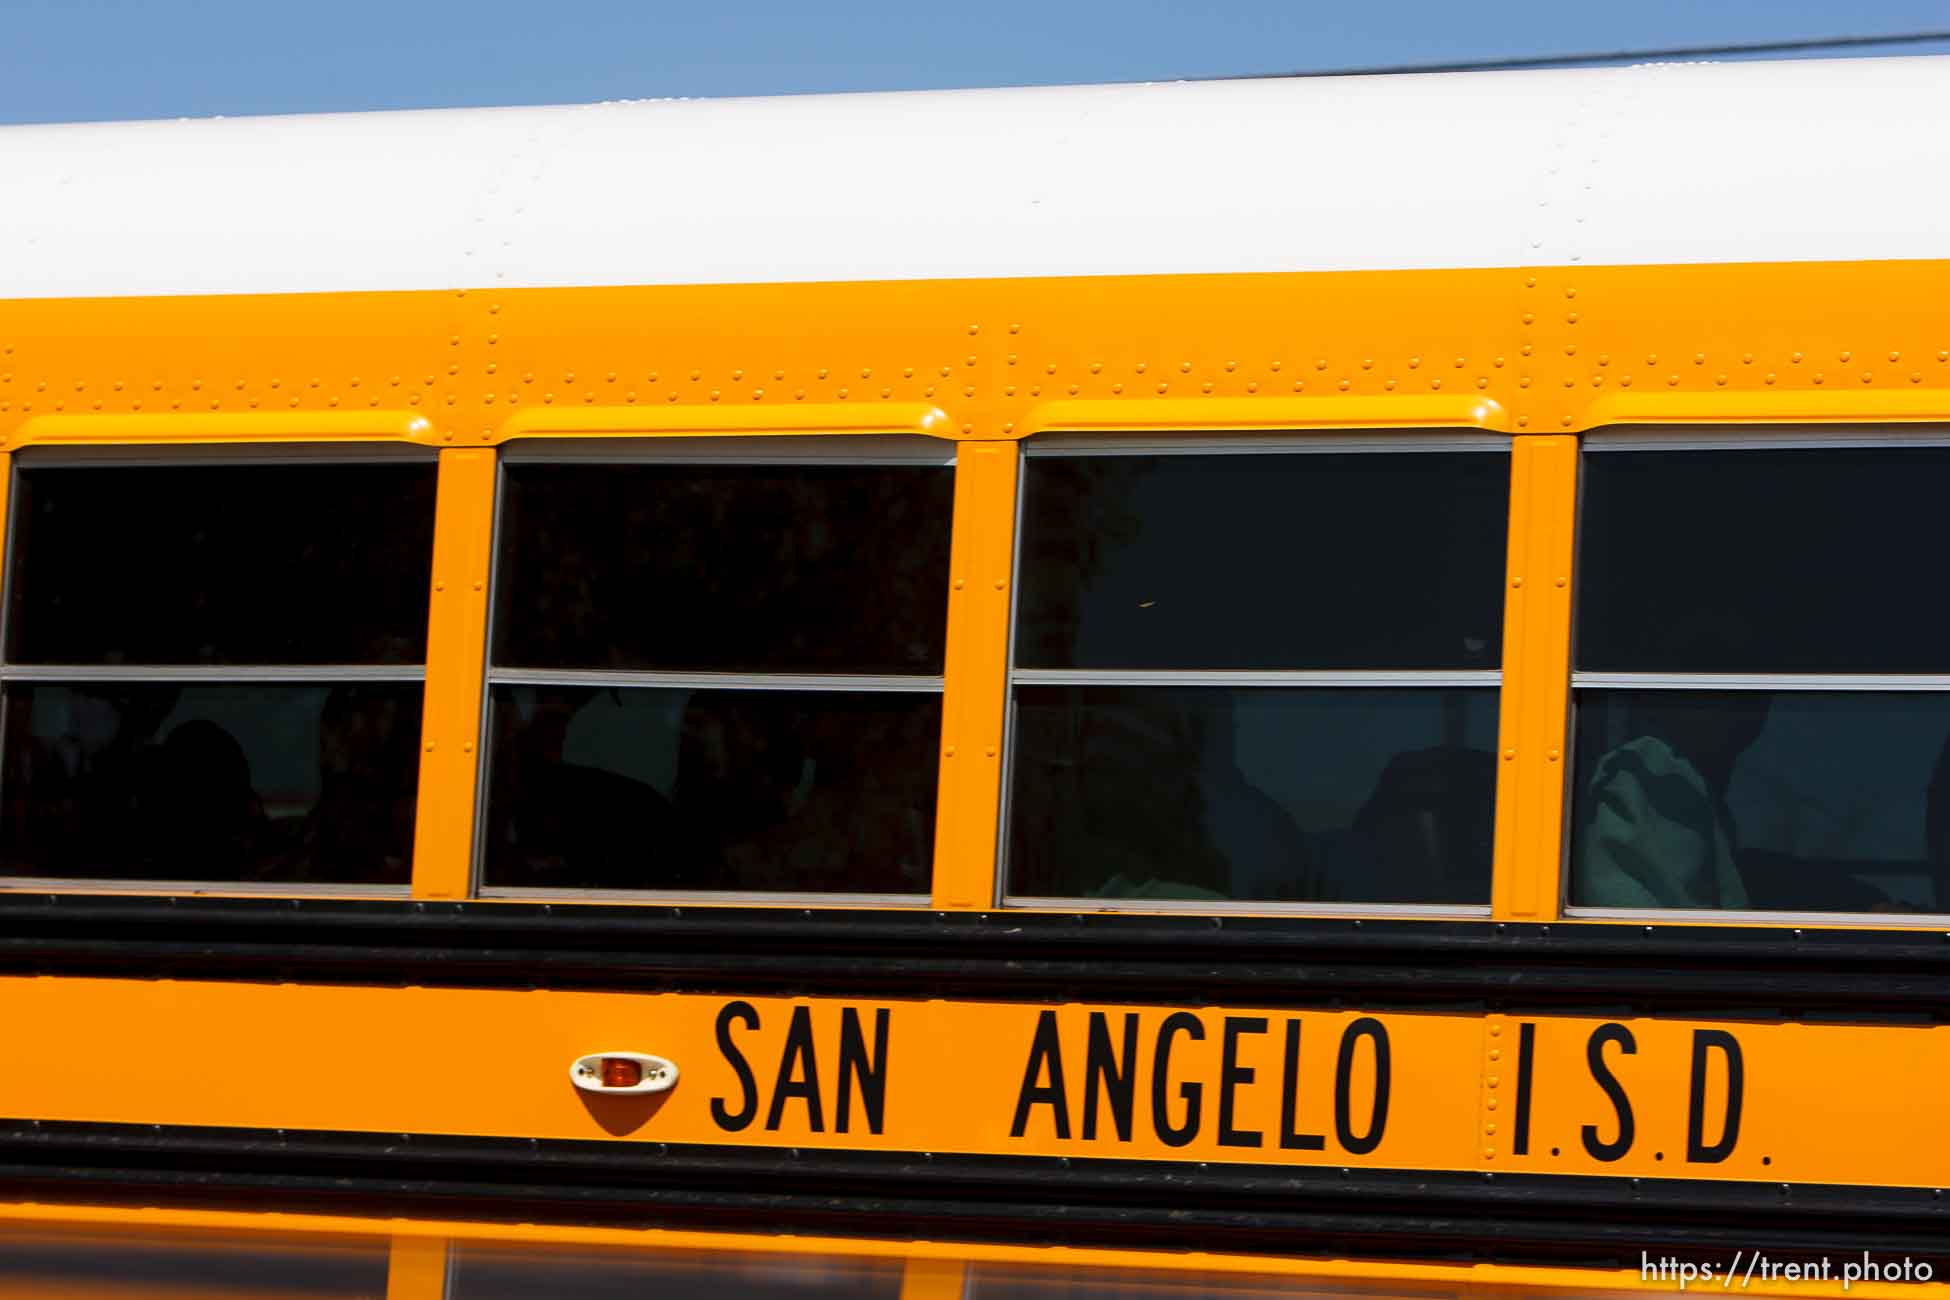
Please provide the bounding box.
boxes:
[1251,28,1950,79]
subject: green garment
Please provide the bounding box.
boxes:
[1576,736,1749,909]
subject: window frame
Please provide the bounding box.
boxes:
[997,431,1513,916]
[1563,425,1950,927]
[472,435,958,905]
[0,443,439,896]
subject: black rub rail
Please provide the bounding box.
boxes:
[1,1120,1946,1269]
[2,894,1949,1020]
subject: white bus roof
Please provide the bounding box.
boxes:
[1,55,1946,300]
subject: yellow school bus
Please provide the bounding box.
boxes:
[0,52,1948,1299]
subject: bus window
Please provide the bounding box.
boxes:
[1570,441,1950,916]
[449,1242,905,1298]
[0,1224,391,1299]
[1005,443,1509,908]
[0,459,436,886]
[479,448,953,899]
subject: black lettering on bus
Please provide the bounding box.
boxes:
[1686,1029,1744,1164]
[1512,1021,1536,1157]
[1333,1017,1391,1155]
[836,1006,891,1136]
[1010,1008,1072,1140]
[1218,1016,1267,1148]
[1279,1018,1325,1151]
[1082,1011,1138,1142]
[711,1000,761,1132]
[765,1004,825,1133]
[1581,1022,1636,1162]
[1151,1011,1204,1147]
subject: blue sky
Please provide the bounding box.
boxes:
[1,0,1947,123]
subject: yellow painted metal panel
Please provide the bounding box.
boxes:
[1020,394,1509,436]
[410,449,497,900]
[499,401,955,441]
[1490,437,1578,920]
[932,442,1019,909]
[3,262,1946,457]
[0,269,1539,454]
[7,410,435,449]
[0,289,466,439]
[1585,388,1950,429]
[1509,259,1950,435]
[2,977,1944,1191]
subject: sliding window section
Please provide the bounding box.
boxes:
[478,438,955,901]
[1569,433,1950,920]
[1004,436,1511,911]
[0,453,437,889]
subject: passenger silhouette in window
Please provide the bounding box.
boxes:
[675,690,936,895]
[82,686,183,874]
[1577,691,1769,909]
[675,691,813,890]
[1192,693,1315,901]
[276,685,419,884]
[486,687,694,891]
[5,683,189,878]
[1350,746,1497,904]
[1030,693,1229,900]
[0,701,65,875]
[1007,690,1264,901]
[145,719,269,880]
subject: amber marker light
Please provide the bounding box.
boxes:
[600,1057,644,1089]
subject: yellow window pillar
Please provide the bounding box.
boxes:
[931,441,1020,909]
[410,448,497,900]
[1490,435,1578,919]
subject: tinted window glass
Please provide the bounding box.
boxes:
[0,682,422,884]
[452,1245,903,1300]
[0,1226,388,1299]
[1015,452,1509,670]
[970,1263,1353,1299]
[6,463,436,665]
[1578,447,1950,673]
[481,684,939,893]
[1008,686,1497,903]
[1570,690,1950,912]
[493,463,953,674]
